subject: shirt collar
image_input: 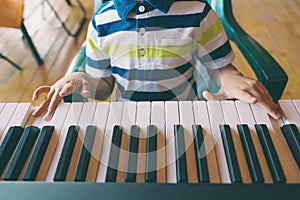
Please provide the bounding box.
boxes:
[114,0,176,20]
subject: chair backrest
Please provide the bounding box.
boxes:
[0,0,23,28]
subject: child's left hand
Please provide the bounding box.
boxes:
[202,64,282,120]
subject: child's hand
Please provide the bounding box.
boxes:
[202,65,282,120]
[32,72,91,120]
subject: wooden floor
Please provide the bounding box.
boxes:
[0,0,94,104]
[0,0,299,104]
[231,0,300,100]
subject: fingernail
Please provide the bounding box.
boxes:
[276,113,282,119]
[273,112,281,120]
[250,97,257,103]
[43,115,49,121]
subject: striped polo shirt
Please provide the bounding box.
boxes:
[85,0,234,101]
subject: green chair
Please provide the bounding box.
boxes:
[207,0,287,102]
[64,0,288,103]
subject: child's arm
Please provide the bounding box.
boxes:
[32,72,114,120]
[202,64,282,120]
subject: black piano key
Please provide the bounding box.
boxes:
[125,125,139,182]
[106,125,122,182]
[4,126,40,181]
[174,125,188,183]
[74,125,97,182]
[145,125,157,183]
[23,126,54,181]
[54,125,79,182]
[280,124,300,169]
[255,124,286,183]
[0,126,23,176]
[192,125,210,183]
[220,125,242,183]
[237,124,264,183]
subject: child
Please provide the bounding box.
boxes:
[32,0,282,120]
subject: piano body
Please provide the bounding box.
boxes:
[0,100,299,199]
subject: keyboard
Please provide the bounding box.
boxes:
[0,100,299,199]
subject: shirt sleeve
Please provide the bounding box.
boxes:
[196,3,234,70]
[85,21,112,78]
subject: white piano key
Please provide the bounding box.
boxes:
[136,102,150,183]
[26,113,43,127]
[279,100,300,127]
[35,103,70,181]
[221,101,252,183]
[0,103,32,145]
[178,101,198,183]
[165,101,179,183]
[251,104,300,183]
[9,103,33,127]
[293,100,300,115]
[117,102,137,182]
[45,103,84,182]
[0,103,5,114]
[66,102,96,181]
[77,103,97,129]
[193,101,220,183]
[151,101,166,183]
[235,101,273,183]
[0,104,21,142]
[85,102,110,182]
[96,102,123,183]
[207,101,231,183]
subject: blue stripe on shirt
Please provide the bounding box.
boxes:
[111,60,194,81]
[86,57,111,70]
[94,9,210,37]
[117,75,197,101]
[199,41,232,63]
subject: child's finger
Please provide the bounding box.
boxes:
[32,86,51,100]
[240,85,282,119]
[43,91,62,121]
[59,82,75,97]
[32,89,55,117]
[202,90,226,100]
[258,101,282,120]
[80,79,91,97]
[244,84,274,105]
[32,98,51,117]
[235,90,258,103]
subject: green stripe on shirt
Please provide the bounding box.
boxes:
[101,43,194,58]
[198,19,224,46]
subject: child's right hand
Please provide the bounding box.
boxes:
[32,72,91,120]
